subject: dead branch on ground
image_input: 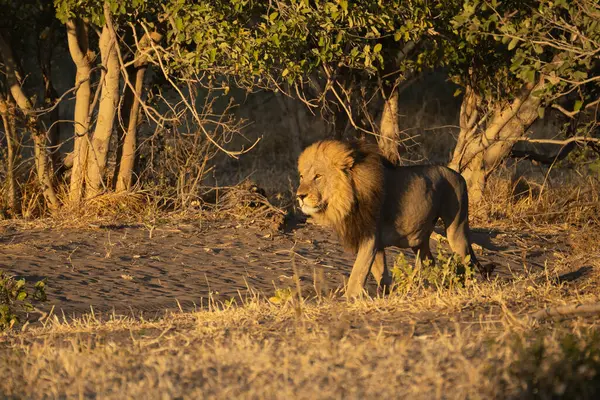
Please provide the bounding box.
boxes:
[528,302,600,321]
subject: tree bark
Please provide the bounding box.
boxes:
[375,41,417,165]
[85,26,119,198]
[38,23,61,176]
[114,66,144,192]
[448,85,481,171]
[115,31,162,192]
[377,86,401,165]
[66,18,92,204]
[0,94,19,215]
[0,31,59,210]
[449,80,545,204]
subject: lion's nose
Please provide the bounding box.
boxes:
[297,193,307,201]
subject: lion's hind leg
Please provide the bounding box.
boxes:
[370,249,392,294]
[444,206,494,278]
[445,219,472,261]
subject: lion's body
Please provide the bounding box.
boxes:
[379,165,472,255]
[296,140,487,297]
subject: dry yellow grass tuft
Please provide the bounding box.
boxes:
[212,180,287,229]
[482,174,599,227]
[2,264,600,399]
[41,191,156,229]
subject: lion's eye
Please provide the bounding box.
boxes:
[314,174,322,181]
[299,174,303,180]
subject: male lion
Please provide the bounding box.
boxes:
[296,140,492,298]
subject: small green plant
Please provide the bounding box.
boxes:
[0,270,47,331]
[268,287,293,305]
[390,253,422,293]
[588,159,600,178]
[224,297,237,309]
[390,250,475,294]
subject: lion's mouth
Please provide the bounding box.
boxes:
[301,205,322,215]
[298,199,325,215]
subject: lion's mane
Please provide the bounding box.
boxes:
[297,140,385,252]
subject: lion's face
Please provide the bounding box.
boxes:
[296,166,327,216]
[296,141,355,219]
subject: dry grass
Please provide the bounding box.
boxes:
[17,191,159,230]
[211,180,287,228]
[472,172,600,266]
[481,172,599,228]
[1,263,600,399]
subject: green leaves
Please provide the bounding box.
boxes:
[537,107,545,119]
[48,0,596,123]
[524,69,536,84]
[48,0,443,92]
[142,0,438,87]
[0,271,48,331]
[445,0,599,108]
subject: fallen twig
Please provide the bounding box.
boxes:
[528,302,600,320]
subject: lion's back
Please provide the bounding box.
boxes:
[384,164,467,202]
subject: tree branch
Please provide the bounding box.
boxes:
[511,136,600,164]
[528,302,600,320]
[552,97,600,119]
[517,136,600,146]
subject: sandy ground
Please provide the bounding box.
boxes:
[0,218,572,318]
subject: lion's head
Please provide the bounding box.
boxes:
[296,140,384,251]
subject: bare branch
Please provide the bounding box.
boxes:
[528,302,600,320]
[517,136,600,146]
[551,97,600,118]
[136,22,259,158]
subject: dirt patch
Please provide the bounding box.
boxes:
[0,218,575,318]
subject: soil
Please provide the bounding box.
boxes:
[0,217,573,319]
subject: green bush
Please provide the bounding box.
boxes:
[390,250,475,293]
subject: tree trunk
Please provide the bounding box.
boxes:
[85,26,119,198]
[449,80,545,204]
[375,41,418,165]
[115,67,144,192]
[115,31,162,192]
[38,23,61,177]
[448,85,481,171]
[0,94,19,215]
[0,32,59,210]
[66,18,92,204]
[377,86,401,165]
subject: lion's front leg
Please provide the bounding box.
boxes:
[346,236,377,298]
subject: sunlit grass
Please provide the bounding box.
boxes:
[1,258,599,399]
